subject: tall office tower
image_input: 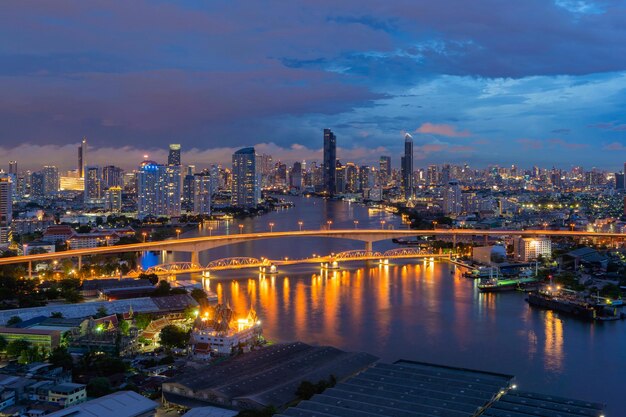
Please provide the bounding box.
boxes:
[84,166,102,203]
[105,186,122,213]
[359,165,374,192]
[0,177,12,244]
[259,154,273,187]
[193,173,212,215]
[275,162,287,187]
[379,156,391,185]
[290,161,302,190]
[443,179,462,215]
[42,166,60,195]
[168,144,181,166]
[182,171,195,212]
[427,165,438,186]
[78,137,87,178]
[232,147,259,207]
[137,159,181,219]
[30,171,45,197]
[8,161,17,175]
[402,133,413,199]
[441,164,451,185]
[323,128,337,195]
[102,165,124,188]
[616,173,625,190]
[345,163,358,193]
[335,161,346,194]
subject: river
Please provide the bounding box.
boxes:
[141,196,624,411]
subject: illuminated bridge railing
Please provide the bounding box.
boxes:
[382,248,424,257]
[333,250,383,260]
[206,257,266,269]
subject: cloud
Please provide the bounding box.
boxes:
[517,139,544,150]
[547,138,589,149]
[588,121,626,131]
[415,123,472,138]
[603,142,626,151]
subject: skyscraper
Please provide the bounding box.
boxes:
[168,144,181,166]
[402,133,413,199]
[84,166,102,204]
[137,159,181,218]
[379,156,391,185]
[193,172,212,215]
[0,176,12,244]
[42,166,59,195]
[323,128,337,195]
[102,165,124,188]
[8,161,17,175]
[78,137,87,178]
[443,179,462,215]
[105,186,122,213]
[232,147,259,207]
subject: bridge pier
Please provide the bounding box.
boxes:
[78,256,82,271]
[364,241,373,253]
[191,251,200,266]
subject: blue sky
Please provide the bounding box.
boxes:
[1,0,626,170]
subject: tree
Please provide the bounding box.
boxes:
[87,377,112,397]
[139,272,159,285]
[6,316,22,326]
[118,320,130,336]
[159,325,189,349]
[134,313,152,330]
[50,312,64,318]
[49,346,73,370]
[190,288,208,304]
[153,281,171,297]
[95,306,109,318]
[0,335,7,352]
[6,339,31,357]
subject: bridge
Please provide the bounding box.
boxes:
[128,248,441,277]
[0,228,620,278]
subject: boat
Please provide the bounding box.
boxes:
[526,288,624,321]
[478,276,539,292]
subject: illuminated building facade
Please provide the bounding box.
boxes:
[513,236,552,262]
[137,160,181,219]
[232,147,260,207]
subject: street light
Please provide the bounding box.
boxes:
[326,220,332,230]
[570,223,575,231]
[208,226,213,236]
[142,232,147,243]
[239,224,244,234]
[176,229,181,239]
[433,221,438,230]
[269,222,275,232]
[298,221,303,231]
[380,220,386,230]
[354,220,359,229]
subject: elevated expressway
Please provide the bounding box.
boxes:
[0,229,618,277]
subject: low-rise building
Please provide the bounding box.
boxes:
[513,236,552,262]
[47,383,87,408]
[0,328,60,351]
[46,390,158,417]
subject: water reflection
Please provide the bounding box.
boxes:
[543,311,564,373]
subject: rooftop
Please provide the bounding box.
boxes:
[276,360,604,417]
[46,390,158,417]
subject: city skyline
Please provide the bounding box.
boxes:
[1,1,626,168]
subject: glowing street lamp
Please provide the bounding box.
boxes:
[176,229,181,239]
[380,220,386,229]
[298,221,303,231]
[269,222,275,232]
[239,224,244,234]
[326,220,333,230]
[433,221,438,230]
[142,232,147,242]
[208,226,213,236]
[354,220,359,229]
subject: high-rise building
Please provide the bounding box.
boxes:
[137,159,181,218]
[84,166,102,203]
[323,128,337,195]
[78,137,87,178]
[8,161,17,175]
[193,173,212,215]
[290,161,302,190]
[105,186,122,213]
[443,180,462,215]
[42,166,59,195]
[232,147,260,207]
[0,176,12,245]
[345,163,358,193]
[102,165,124,188]
[402,133,413,199]
[379,156,391,185]
[168,144,181,166]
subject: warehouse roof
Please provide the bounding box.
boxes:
[46,390,158,417]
